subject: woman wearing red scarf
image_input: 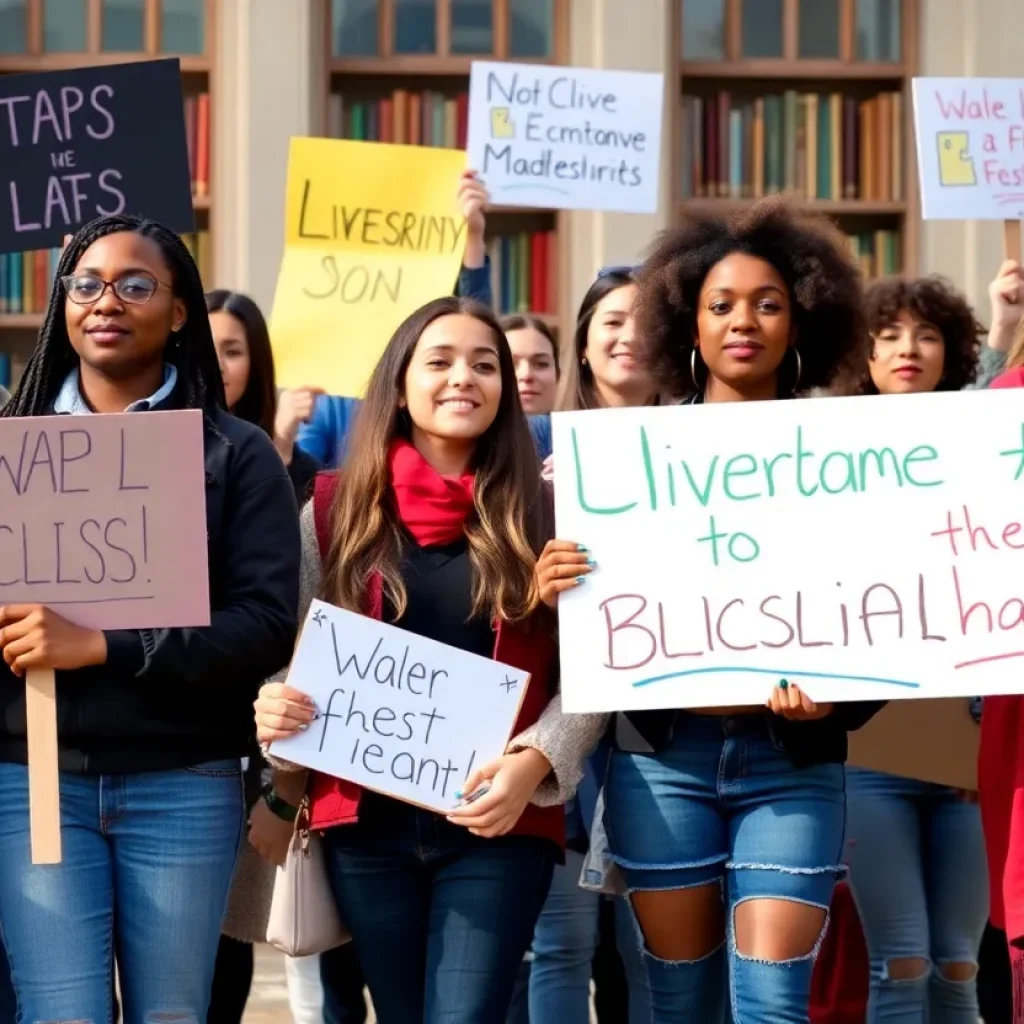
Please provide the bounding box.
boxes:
[253,295,598,1023]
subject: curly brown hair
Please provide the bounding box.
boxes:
[635,197,865,398]
[833,275,984,394]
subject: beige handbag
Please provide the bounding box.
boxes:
[265,803,351,956]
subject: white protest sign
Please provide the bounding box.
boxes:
[912,77,1024,220]
[270,600,530,812]
[466,60,663,214]
[553,391,1024,714]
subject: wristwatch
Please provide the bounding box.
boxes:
[261,784,299,823]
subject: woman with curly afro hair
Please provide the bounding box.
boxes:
[832,275,992,1024]
[537,199,887,1023]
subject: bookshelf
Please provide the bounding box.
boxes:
[675,0,920,280]
[0,0,216,389]
[322,0,570,335]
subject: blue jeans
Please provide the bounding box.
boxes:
[322,795,555,1024]
[0,760,243,1023]
[604,714,846,1024]
[523,849,649,1023]
[845,767,989,1023]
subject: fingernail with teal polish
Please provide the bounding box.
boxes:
[586,558,597,567]
[778,679,789,690]
[454,789,463,799]
[576,576,587,585]
[576,544,589,552]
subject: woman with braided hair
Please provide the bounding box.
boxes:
[0,215,301,1022]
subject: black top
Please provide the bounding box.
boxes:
[288,446,320,508]
[383,535,493,659]
[620,702,886,768]
[0,403,301,773]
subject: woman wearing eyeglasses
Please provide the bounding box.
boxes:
[0,215,300,1022]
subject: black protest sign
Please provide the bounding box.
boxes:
[0,58,194,254]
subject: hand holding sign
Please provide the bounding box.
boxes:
[765,679,834,722]
[446,747,551,837]
[989,260,1024,352]
[0,604,107,676]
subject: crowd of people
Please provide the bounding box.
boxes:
[0,169,1022,1024]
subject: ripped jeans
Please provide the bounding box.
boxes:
[845,767,989,1022]
[0,761,244,1024]
[604,714,845,1024]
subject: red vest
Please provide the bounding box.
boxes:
[305,473,564,850]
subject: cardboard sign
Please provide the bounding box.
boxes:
[912,77,1024,220]
[848,698,980,789]
[0,410,210,628]
[553,390,1024,713]
[466,61,664,214]
[0,58,194,254]
[269,138,468,397]
[270,600,529,813]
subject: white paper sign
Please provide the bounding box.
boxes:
[912,77,1024,220]
[553,391,1024,714]
[466,60,664,214]
[270,600,530,812]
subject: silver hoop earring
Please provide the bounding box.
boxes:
[690,348,701,390]
[792,347,802,393]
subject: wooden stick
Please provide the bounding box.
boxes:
[1005,219,1022,262]
[26,669,61,864]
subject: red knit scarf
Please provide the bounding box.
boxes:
[388,439,475,547]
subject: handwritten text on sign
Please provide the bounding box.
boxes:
[0,411,209,629]
[270,600,529,812]
[269,137,468,397]
[912,76,1024,220]
[553,391,1024,713]
[466,61,664,215]
[0,59,195,254]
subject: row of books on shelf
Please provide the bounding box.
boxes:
[846,229,900,279]
[487,230,557,318]
[184,92,212,198]
[327,90,469,149]
[0,232,212,315]
[681,91,904,203]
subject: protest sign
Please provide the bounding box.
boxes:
[270,600,530,812]
[0,410,210,628]
[466,61,663,214]
[553,390,1024,713]
[848,698,979,789]
[269,138,468,397]
[0,409,209,864]
[0,59,194,254]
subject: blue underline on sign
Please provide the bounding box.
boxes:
[499,183,571,195]
[631,666,921,689]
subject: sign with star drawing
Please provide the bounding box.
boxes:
[269,600,531,812]
[552,389,1024,713]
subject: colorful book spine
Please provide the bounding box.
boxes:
[681,89,904,203]
[183,91,212,198]
[487,231,557,316]
[0,248,62,316]
[332,89,470,149]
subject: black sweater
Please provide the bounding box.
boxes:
[0,406,301,773]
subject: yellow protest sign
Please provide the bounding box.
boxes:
[270,137,469,396]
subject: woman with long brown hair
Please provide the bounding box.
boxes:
[252,295,596,1023]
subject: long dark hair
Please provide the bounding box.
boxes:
[558,269,637,410]
[322,295,546,623]
[205,290,277,436]
[2,214,225,419]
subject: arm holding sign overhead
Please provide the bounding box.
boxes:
[104,419,300,689]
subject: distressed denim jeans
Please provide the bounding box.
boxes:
[845,767,988,1022]
[0,760,243,1024]
[604,714,846,1023]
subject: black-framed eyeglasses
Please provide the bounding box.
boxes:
[61,273,171,306]
[597,264,641,279]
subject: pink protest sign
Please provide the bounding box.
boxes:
[0,409,210,629]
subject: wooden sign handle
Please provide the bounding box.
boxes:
[1005,219,1022,262]
[26,668,61,864]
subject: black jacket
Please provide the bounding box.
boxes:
[0,407,301,773]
